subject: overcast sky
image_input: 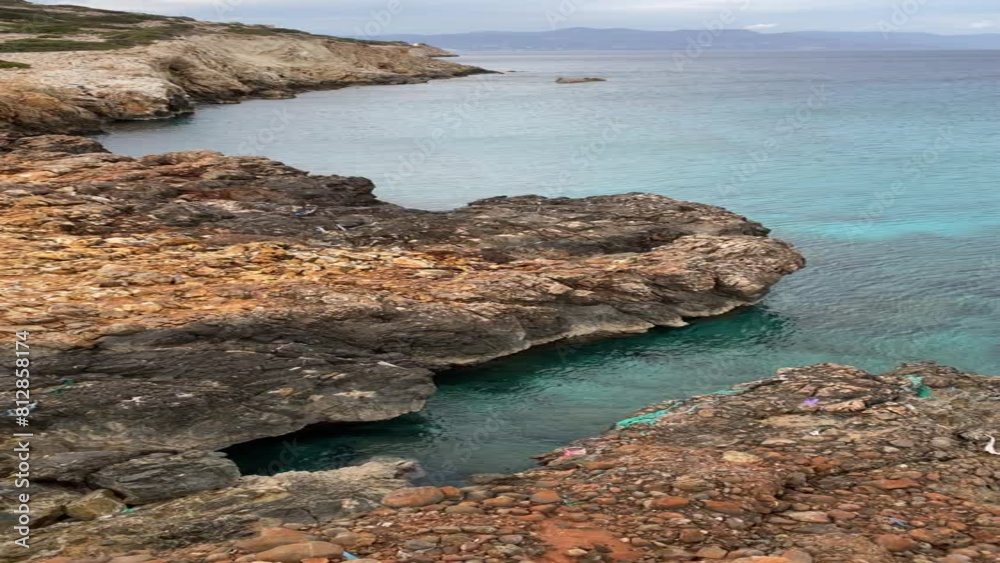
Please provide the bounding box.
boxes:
[33,0,1000,36]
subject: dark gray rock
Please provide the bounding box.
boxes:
[34,451,139,484]
[86,452,240,505]
[555,76,607,84]
[5,458,413,558]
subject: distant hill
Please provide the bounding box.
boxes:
[380,27,1000,51]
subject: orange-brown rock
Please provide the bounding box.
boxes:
[380,487,445,508]
[254,541,343,563]
[529,490,562,505]
[651,496,691,509]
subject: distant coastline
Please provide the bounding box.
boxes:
[379,27,1000,52]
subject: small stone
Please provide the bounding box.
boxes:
[930,437,954,448]
[566,548,589,557]
[651,496,690,509]
[234,528,316,552]
[722,451,762,464]
[403,539,438,551]
[674,475,713,492]
[780,549,813,563]
[695,546,728,559]
[445,505,483,514]
[529,489,561,504]
[678,529,704,543]
[330,532,360,547]
[761,438,797,446]
[483,496,517,508]
[785,511,830,523]
[254,541,343,563]
[440,486,463,500]
[65,489,126,520]
[876,534,919,553]
[703,500,745,515]
[381,486,444,508]
[869,478,920,490]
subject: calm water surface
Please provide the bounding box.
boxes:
[98,51,1000,481]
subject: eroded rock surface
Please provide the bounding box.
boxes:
[12,363,1000,562]
[0,3,488,135]
[6,458,418,561]
[0,135,803,461]
[0,134,803,559]
[86,452,241,505]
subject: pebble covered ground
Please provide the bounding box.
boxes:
[33,361,1000,563]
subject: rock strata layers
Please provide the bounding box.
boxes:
[0,134,802,550]
[0,5,488,135]
[11,362,1000,562]
[0,134,803,460]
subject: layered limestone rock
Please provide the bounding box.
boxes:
[0,8,488,135]
[9,363,1000,562]
[4,458,420,561]
[0,134,802,557]
[0,135,803,460]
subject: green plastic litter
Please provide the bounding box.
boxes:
[46,379,77,395]
[616,401,682,428]
[904,375,933,399]
[616,386,744,428]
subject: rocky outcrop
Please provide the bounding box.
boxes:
[0,133,802,551]
[11,362,1000,562]
[86,452,241,505]
[0,8,488,135]
[556,77,607,84]
[4,458,420,561]
[0,135,802,460]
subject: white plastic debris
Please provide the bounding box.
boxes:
[985,435,999,455]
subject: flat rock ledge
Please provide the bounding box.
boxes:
[0,133,802,556]
[9,362,1000,562]
[555,77,608,84]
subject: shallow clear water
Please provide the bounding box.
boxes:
[98,51,1000,482]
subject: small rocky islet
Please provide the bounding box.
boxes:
[1,2,998,563]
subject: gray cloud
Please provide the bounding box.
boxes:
[32,0,1000,35]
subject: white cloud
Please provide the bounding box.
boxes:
[745,23,778,31]
[969,20,997,29]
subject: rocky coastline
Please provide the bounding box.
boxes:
[1,133,803,560]
[4,4,995,563]
[0,2,489,136]
[7,361,1000,562]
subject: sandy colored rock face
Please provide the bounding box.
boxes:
[64,489,125,521]
[0,4,488,135]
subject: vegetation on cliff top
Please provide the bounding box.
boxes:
[0,57,29,68]
[0,0,406,52]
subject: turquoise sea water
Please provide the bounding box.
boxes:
[98,51,1000,481]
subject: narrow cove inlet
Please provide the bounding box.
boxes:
[101,51,1000,482]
